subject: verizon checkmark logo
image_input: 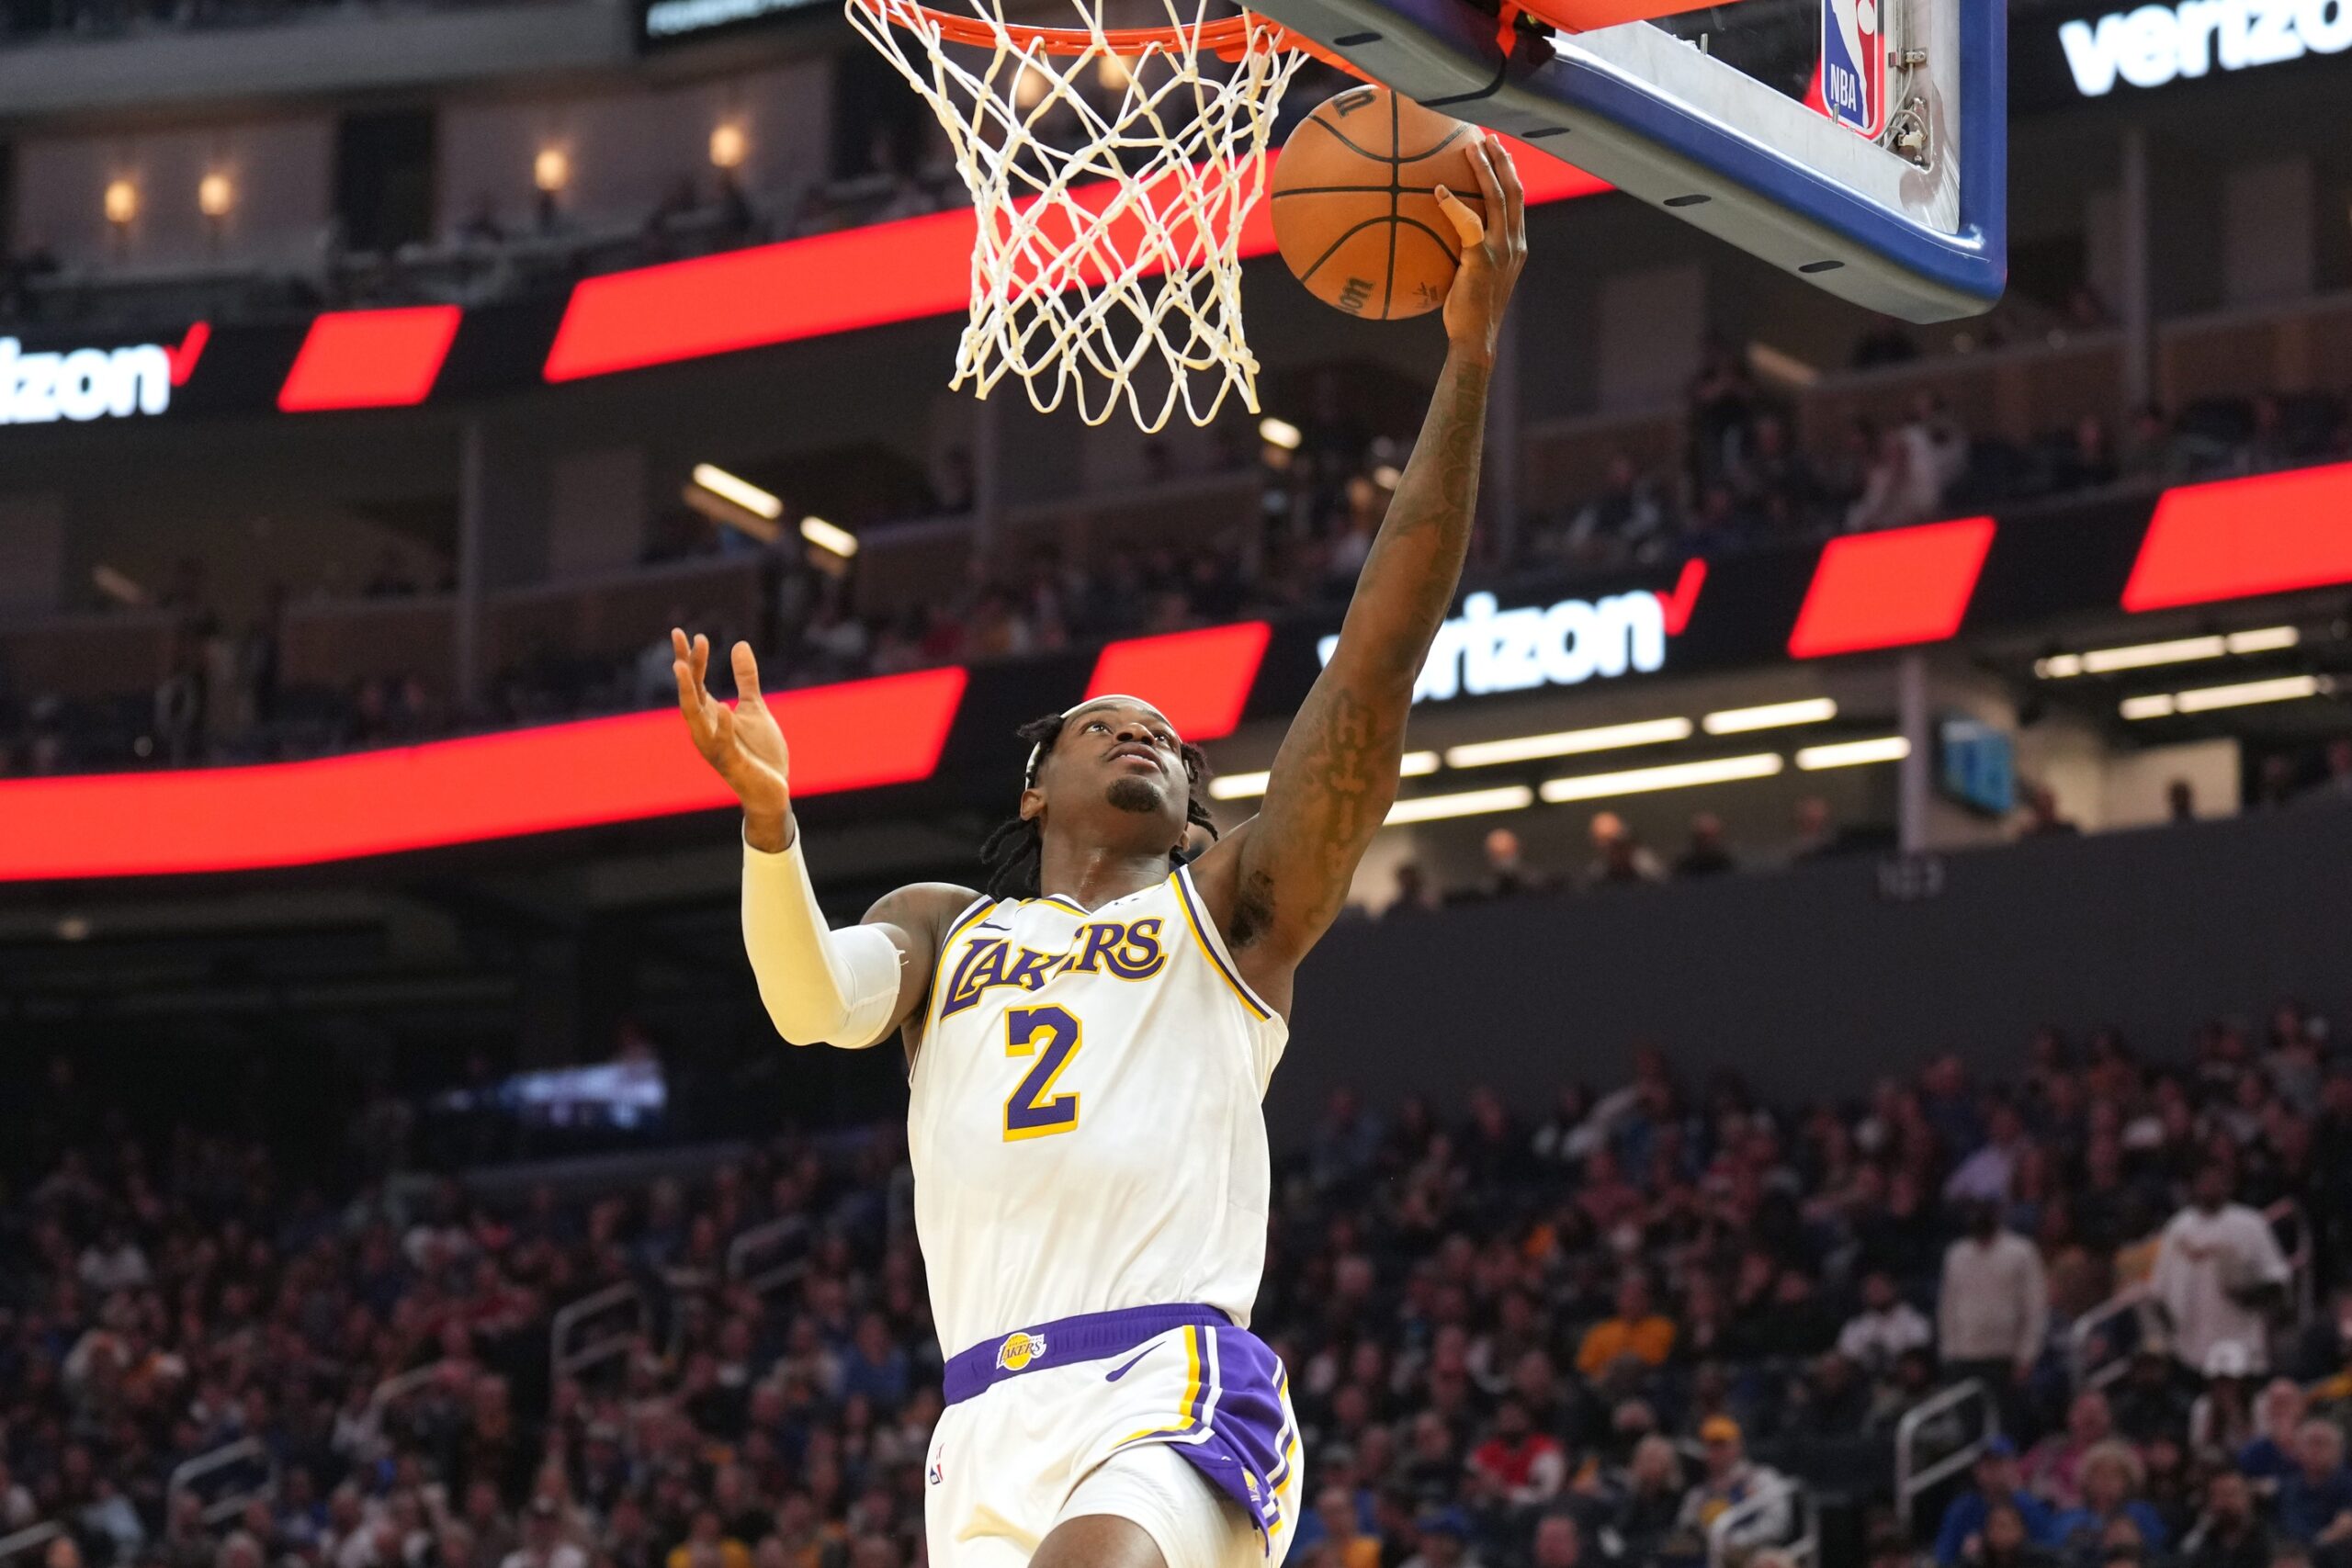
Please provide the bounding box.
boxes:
[1653,558,1706,637]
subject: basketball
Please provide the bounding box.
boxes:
[1270,85,1487,321]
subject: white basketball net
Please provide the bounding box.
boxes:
[848,0,1310,431]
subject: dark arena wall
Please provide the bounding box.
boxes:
[1268,798,2352,1133]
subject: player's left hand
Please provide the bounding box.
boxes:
[1433,131,1528,366]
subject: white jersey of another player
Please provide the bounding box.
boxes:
[910,865,1286,1355]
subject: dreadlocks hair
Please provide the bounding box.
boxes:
[977,710,1220,899]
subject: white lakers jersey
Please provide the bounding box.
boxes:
[909,865,1288,1356]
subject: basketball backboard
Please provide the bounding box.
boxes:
[1245,0,2007,321]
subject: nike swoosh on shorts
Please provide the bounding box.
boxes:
[1105,1346,1159,1382]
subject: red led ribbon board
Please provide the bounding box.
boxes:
[277,306,463,412]
[2120,463,2352,612]
[1085,622,1273,741]
[0,668,966,881]
[1787,517,1997,658]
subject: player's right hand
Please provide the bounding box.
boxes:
[673,629,793,844]
[1433,130,1527,367]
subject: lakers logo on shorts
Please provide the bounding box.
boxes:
[995,1330,1048,1371]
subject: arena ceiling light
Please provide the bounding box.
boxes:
[2170,674,2328,715]
[2225,626,2303,654]
[2121,674,2334,719]
[2034,626,2300,679]
[1384,785,1534,825]
[1701,697,1838,734]
[91,564,147,606]
[1796,736,1911,770]
[799,515,859,558]
[691,463,783,521]
[1210,750,1438,801]
[1444,717,1693,769]
[1537,753,1782,804]
[1257,417,1303,450]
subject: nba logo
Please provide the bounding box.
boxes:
[1819,0,1886,137]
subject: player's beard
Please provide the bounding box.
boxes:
[1104,776,1164,814]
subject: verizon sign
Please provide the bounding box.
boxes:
[1317,590,1671,704]
[0,337,174,426]
[2058,0,2352,94]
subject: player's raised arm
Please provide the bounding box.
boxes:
[1197,135,1525,982]
[672,630,974,1052]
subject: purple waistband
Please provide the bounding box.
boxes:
[943,1303,1231,1405]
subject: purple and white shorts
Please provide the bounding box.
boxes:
[925,1304,1303,1568]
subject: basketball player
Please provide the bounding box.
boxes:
[672,133,1526,1568]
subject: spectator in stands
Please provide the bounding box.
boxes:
[2108,1343,2195,1447]
[1686,339,1763,492]
[1554,454,1665,563]
[1585,812,1663,886]
[1675,1417,1788,1556]
[1453,828,1553,902]
[503,1499,585,1568]
[2238,1379,2309,1484]
[1946,1101,2032,1204]
[2024,1391,2116,1509]
[2052,1441,2168,1559]
[2049,416,2120,493]
[1789,795,1842,862]
[1730,413,1820,532]
[2020,784,2083,838]
[1528,1512,1581,1568]
[0,1462,30,1533]
[1973,1498,2063,1568]
[1608,1436,1687,1561]
[2188,1341,2259,1459]
[1467,1398,1566,1506]
[2179,1468,2270,1568]
[1575,1274,1676,1379]
[1400,1508,1483,1568]
[1938,1200,2050,1403]
[1838,1269,1933,1375]
[666,1512,751,1568]
[1671,813,1736,878]
[1940,1439,2057,1565]
[2149,1162,2291,1375]
[1386,863,1441,917]
[2273,1421,2352,1551]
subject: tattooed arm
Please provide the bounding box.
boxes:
[1193,132,1527,1014]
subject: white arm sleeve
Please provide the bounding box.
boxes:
[741,829,905,1049]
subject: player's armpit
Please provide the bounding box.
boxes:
[861,881,984,1050]
[741,825,974,1051]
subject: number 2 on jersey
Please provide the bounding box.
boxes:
[1003,1005,1082,1141]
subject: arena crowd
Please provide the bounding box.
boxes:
[4,1003,2350,1568]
